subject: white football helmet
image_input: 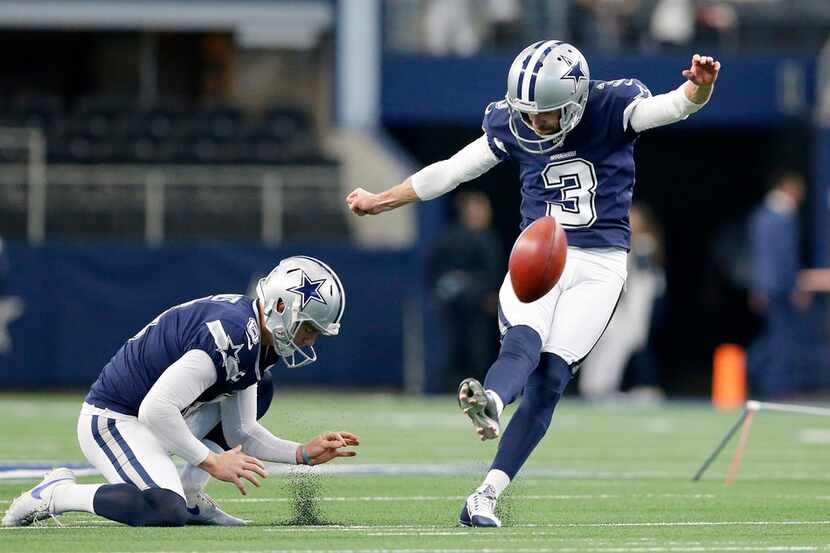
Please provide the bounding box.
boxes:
[256,256,345,368]
[505,40,590,153]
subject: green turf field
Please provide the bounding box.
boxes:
[1,393,829,552]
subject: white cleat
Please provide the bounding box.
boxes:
[2,468,76,527]
[186,492,246,526]
[458,485,502,527]
[458,378,500,440]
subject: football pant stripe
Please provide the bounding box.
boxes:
[515,40,545,102]
[497,301,513,334]
[527,42,560,102]
[98,416,146,489]
[521,40,560,103]
[90,415,136,487]
[106,418,160,489]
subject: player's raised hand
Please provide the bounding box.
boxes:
[682,54,721,86]
[301,431,360,465]
[199,445,268,496]
[346,187,380,216]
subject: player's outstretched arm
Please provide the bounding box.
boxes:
[345,134,501,216]
[346,179,419,216]
[296,431,360,466]
[681,54,721,105]
[628,54,721,133]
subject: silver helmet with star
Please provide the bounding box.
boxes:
[505,40,590,153]
[256,256,345,368]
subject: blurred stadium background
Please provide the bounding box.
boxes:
[0,0,828,399]
[2,0,830,549]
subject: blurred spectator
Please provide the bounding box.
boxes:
[649,0,695,49]
[484,0,522,50]
[0,236,23,356]
[570,0,641,51]
[426,191,502,389]
[0,236,7,296]
[579,203,666,403]
[422,0,484,56]
[747,172,808,398]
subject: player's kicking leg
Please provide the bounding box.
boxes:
[458,252,624,527]
[179,371,275,525]
[458,324,543,442]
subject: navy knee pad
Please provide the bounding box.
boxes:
[142,488,188,527]
[483,325,543,405]
[537,352,573,396]
[499,325,543,367]
[93,484,187,527]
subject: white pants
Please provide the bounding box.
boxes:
[498,247,627,367]
[77,402,222,499]
[579,264,663,397]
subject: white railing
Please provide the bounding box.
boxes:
[0,134,342,244]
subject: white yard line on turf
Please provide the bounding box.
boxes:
[0,493,722,505]
[35,546,830,553]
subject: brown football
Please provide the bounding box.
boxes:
[508,216,568,303]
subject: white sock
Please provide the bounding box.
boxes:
[180,439,224,501]
[478,469,510,497]
[51,483,102,514]
[486,390,504,417]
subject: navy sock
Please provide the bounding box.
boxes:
[491,353,572,479]
[205,370,274,449]
[92,484,187,527]
[483,325,542,406]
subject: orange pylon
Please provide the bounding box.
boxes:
[712,343,747,410]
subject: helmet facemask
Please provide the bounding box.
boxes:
[506,96,586,154]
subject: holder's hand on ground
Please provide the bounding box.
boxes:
[298,431,360,465]
[198,445,267,495]
[346,188,381,216]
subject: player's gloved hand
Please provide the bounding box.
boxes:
[682,54,720,86]
[198,445,268,495]
[297,431,360,465]
[346,188,381,216]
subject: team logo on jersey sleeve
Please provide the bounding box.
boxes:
[246,317,260,350]
[206,320,245,382]
[287,270,327,309]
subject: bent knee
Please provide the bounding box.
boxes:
[140,488,188,527]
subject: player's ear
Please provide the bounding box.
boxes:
[277,299,285,314]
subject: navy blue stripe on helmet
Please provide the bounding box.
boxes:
[527,42,560,102]
[294,255,345,323]
[516,41,544,102]
[91,415,136,486]
[106,418,159,489]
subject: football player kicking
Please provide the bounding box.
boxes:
[3,256,358,527]
[347,43,719,527]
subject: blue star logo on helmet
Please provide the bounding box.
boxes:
[287,271,328,309]
[561,61,586,92]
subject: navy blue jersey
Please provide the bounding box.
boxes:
[483,78,651,250]
[86,294,264,416]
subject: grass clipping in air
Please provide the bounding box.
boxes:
[280,470,333,526]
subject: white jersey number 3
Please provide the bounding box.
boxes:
[542,158,598,228]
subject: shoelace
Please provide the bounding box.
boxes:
[197,493,219,510]
[470,487,497,514]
